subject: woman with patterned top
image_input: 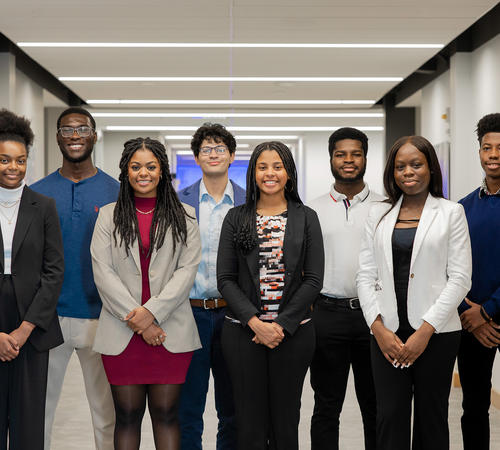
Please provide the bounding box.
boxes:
[217,141,325,450]
[90,137,201,449]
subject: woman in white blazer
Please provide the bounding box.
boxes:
[91,138,201,449]
[357,136,472,450]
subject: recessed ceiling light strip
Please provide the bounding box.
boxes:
[87,99,376,105]
[106,126,384,132]
[18,42,443,49]
[93,112,384,118]
[61,76,402,82]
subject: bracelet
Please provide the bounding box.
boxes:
[480,306,493,323]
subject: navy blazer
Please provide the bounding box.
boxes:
[177,179,246,221]
[217,201,324,336]
[0,186,64,351]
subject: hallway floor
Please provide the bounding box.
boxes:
[51,354,500,449]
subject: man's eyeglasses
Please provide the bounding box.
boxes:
[199,146,228,155]
[57,126,94,138]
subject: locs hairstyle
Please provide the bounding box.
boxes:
[0,108,34,154]
[235,141,302,253]
[57,107,96,129]
[113,137,190,256]
[476,113,500,144]
[328,127,368,159]
[383,135,444,206]
[190,122,237,157]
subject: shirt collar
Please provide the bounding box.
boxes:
[199,179,234,205]
[479,178,500,198]
[329,183,370,204]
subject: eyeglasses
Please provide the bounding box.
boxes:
[199,145,228,155]
[57,126,94,138]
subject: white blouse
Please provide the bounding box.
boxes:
[0,181,25,274]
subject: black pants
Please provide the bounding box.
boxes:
[310,298,376,450]
[0,276,49,450]
[457,329,500,450]
[222,319,315,450]
[371,330,460,450]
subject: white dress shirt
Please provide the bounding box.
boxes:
[0,181,25,274]
[307,183,385,298]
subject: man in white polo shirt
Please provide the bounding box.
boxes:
[308,127,384,450]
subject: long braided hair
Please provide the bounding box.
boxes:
[235,141,302,253]
[113,137,189,256]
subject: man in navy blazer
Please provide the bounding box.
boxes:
[177,123,245,450]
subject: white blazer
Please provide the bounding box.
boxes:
[356,194,472,334]
[90,202,202,355]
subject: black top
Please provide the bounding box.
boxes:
[217,201,324,335]
[392,227,417,334]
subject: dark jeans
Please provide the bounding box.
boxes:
[371,330,461,450]
[179,307,236,450]
[457,329,500,450]
[222,319,315,450]
[310,298,376,450]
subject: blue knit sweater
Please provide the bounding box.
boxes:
[458,187,500,319]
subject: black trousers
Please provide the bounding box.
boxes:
[457,329,500,450]
[371,330,460,450]
[0,276,49,450]
[222,319,315,450]
[310,299,376,450]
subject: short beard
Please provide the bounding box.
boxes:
[330,164,366,183]
[59,146,94,163]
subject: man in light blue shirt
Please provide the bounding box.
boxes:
[178,123,245,450]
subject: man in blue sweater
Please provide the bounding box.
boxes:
[177,123,245,450]
[31,107,118,450]
[458,113,500,450]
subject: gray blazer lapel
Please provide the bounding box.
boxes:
[130,239,141,272]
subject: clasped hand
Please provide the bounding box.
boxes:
[372,318,434,368]
[124,306,155,334]
[248,317,284,349]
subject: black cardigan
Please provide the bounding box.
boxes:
[217,200,324,336]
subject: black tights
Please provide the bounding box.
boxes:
[111,384,182,450]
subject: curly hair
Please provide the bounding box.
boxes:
[235,141,302,253]
[476,113,500,144]
[190,122,236,157]
[328,127,368,158]
[113,137,190,256]
[0,109,34,153]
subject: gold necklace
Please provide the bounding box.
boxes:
[136,207,155,215]
[0,201,20,225]
[0,199,20,208]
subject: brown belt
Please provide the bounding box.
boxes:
[190,298,227,309]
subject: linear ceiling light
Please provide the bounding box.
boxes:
[93,112,384,118]
[60,76,403,82]
[165,135,300,140]
[107,126,384,132]
[172,144,250,149]
[88,99,376,105]
[19,42,443,49]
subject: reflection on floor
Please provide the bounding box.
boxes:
[51,354,500,449]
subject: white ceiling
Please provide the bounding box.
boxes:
[1,0,497,134]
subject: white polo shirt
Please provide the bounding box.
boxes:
[307,183,385,298]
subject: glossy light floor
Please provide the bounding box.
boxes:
[51,354,500,449]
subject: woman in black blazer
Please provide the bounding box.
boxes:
[0,109,64,450]
[217,141,324,450]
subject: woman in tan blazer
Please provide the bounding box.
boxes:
[90,137,201,450]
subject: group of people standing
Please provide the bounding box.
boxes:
[0,105,499,450]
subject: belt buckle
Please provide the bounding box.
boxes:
[203,298,218,309]
[349,298,359,310]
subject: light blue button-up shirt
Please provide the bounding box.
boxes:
[189,179,234,299]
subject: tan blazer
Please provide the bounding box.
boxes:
[357,194,472,334]
[90,202,202,355]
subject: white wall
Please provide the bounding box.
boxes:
[420,34,500,393]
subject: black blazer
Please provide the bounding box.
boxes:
[0,186,64,351]
[217,201,324,335]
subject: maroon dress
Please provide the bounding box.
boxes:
[102,196,193,385]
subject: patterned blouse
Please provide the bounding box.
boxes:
[257,212,288,321]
